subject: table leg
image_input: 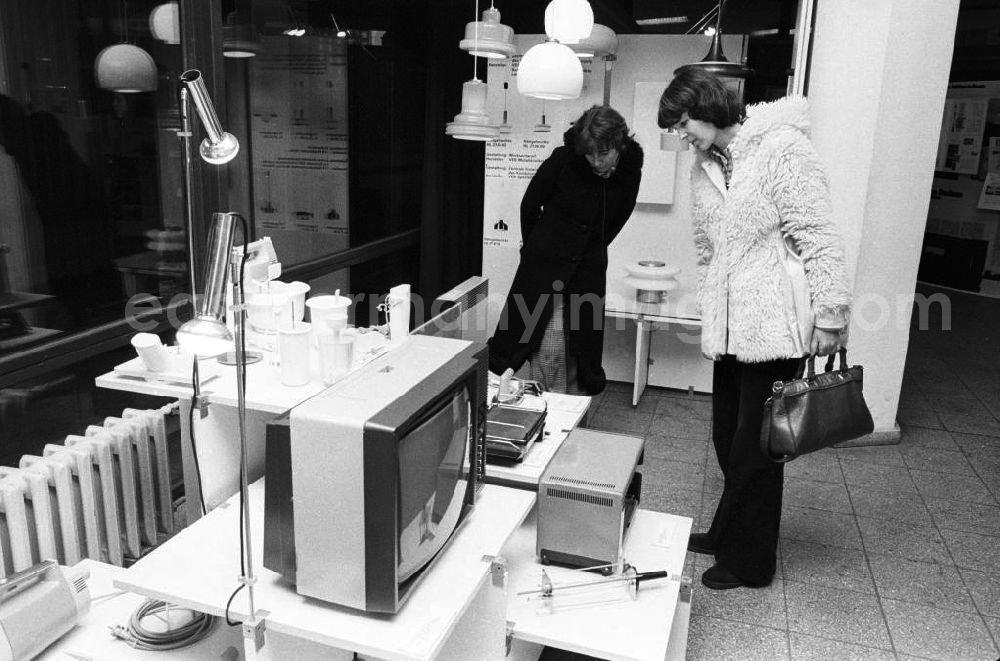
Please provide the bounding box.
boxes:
[632,318,654,406]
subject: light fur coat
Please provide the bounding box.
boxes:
[691,96,851,362]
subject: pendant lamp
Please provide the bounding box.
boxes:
[223,9,261,58]
[675,0,753,79]
[459,3,515,59]
[517,40,582,100]
[149,2,180,44]
[446,79,499,141]
[543,0,594,45]
[95,0,158,93]
[570,24,618,59]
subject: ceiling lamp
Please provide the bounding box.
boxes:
[95,44,158,92]
[223,11,261,58]
[570,24,618,59]
[517,40,582,100]
[445,78,499,141]
[460,3,515,59]
[675,0,753,79]
[149,2,180,44]
[543,0,594,45]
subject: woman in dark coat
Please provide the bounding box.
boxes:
[488,105,643,395]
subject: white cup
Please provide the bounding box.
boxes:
[388,283,411,345]
[318,328,356,385]
[248,292,292,334]
[269,281,311,322]
[277,323,312,387]
[131,333,168,372]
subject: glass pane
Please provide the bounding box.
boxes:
[0,0,187,354]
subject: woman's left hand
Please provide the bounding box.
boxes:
[810,328,843,357]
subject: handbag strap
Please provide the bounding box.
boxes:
[804,348,848,378]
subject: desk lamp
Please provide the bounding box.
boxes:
[175,212,263,654]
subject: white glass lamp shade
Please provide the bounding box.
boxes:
[543,0,594,45]
[94,44,158,93]
[516,41,583,100]
[176,316,233,357]
[149,3,180,44]
[570,24,618,58]
[459,7,515,59]
[445,79,499,141]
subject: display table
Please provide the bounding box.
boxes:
[114,481,535,661]
[605,293,702,406]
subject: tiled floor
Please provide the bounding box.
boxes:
[581,287,1000,661]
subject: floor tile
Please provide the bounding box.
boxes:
[691,574,788,629]
[896,406,944,430]
[648,412,711,441]
[643,433,708,465]
[783,478,853,514]
[960,568,1000,619]
[940,528,1000,573]
[925,497,1000,536]
[788,633,894,661]
[840,460,917,493]
[641,484,701,520]
[919,391,992,416]
[835,444,907,467]
[685,615,790,661]
[654,395,713,420]
[784,582,891,648]
[899,425,959,450]
[985,616,1000,650]
[900,445,974,475]
[599,387,659,414]
[847,484,934,526]
[640,456,706,493]
[781,507,862,550]
[951,431,1000,459]
[909,469,997,505]
[856,516,951,564]
[868,554,976,612]
[783,452,845,484]
[780,539,874,594]
[938,411,1000,437]
[586,405,652,435]
[881,598,998,661]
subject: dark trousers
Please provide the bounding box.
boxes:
[706,354,800,586]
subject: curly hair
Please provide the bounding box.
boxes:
[570,105,631,155]
[657,68,744,130]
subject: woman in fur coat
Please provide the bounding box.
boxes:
[488,105,643,394]
[657,69,851,590]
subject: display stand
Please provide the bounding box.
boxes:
[113,481,535,660]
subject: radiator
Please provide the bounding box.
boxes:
[0,404,177,577]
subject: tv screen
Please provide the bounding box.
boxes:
[397,384,470,583]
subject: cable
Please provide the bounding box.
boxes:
[187,368,208,517]
[110,599,217,651]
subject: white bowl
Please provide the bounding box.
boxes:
[269,281,311,322]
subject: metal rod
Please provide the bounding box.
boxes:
[180,70,225,144]
[179,87,197,302]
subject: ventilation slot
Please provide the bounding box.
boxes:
[545,487,614,508]
[548,475,617,490]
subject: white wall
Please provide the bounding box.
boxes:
[809,0,961,435]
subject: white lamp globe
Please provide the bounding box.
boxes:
[543,0,594,45]
[570,24,618,58]
[516,41,583,100]
[94,44,158,93]
[149,3,180,44]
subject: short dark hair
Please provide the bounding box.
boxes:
[570,105,630,155]
[657,68,744,130]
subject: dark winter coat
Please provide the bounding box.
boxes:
[488,129,643,394]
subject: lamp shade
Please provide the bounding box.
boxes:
[459,7,515,59]
[543,0,594,45]
[223,20,261,58]
[94,44,158,93]
[445,79,499,141]
[176,316,233,357]
[570,23,618,58]
[149,3,180,44]
[516,41,582,100]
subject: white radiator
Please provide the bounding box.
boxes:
[0,404,177,576]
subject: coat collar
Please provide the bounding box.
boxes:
[701,159,727,197]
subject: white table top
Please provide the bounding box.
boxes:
[505,509,692,661]
[484,392,592,490]
[114,481,535,661]
[605,275,701,324]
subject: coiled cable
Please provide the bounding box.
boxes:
[110,599,218,651]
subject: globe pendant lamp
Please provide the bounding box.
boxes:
[149,2,180,44]
[543,0,594,45]
[570,24,618,59]
[95,0,157,93]
[446,79,499,141]
[459,4,514,59]
[517,40,582,100]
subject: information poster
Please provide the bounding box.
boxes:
[250,36,349,237]
[935,97,988,175]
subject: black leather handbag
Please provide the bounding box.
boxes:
[760,349,874,463]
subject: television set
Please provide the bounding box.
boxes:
[263,334,488,613]
[411,275,490,345]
